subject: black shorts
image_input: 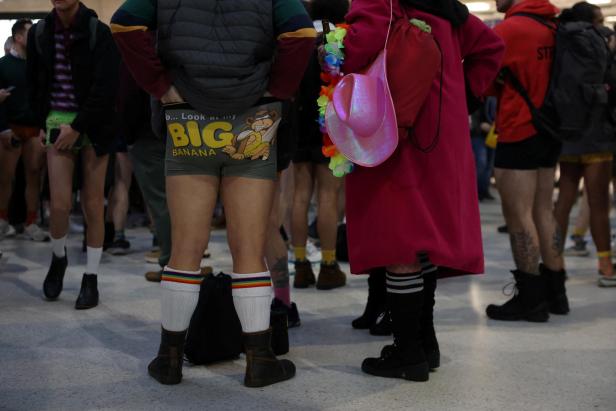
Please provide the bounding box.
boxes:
[495,134,562,170]
[276,101,299,172]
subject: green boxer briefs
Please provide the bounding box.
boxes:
[45,111,91,150]
[164,101,282,180]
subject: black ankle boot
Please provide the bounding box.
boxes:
[75,274,99,309]
[422,271,440,370]
[540,264,570,315]
[43,251,68,300]
[369,310,392,336]
[362,274,429,382]
[243,328,296,388]
[486,270,549,322]
[148,328,186,385]
[352,268,386,329]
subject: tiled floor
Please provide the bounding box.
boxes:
[0,199,614,411]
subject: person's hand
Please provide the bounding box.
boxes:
[0,88,11,104]
[0,130,13,149]
[480,122,492,133]
[161,86,184,105]
[54,124,80,151]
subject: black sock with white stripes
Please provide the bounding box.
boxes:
[386,271,424,295]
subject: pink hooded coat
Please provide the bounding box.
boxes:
[342,0,504,276]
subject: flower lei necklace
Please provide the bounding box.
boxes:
[317,24,354,177]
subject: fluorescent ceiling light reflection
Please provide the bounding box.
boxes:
[588,0,612,5]
[467,2,491,12]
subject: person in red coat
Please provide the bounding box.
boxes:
[341,0,504,381]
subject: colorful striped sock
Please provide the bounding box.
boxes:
[230,271,272,333]
[161,267,204,332]
[386,271,424,294]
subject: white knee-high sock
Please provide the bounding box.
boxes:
[230,271,272,333]
[86,247,103,274]
[51,235,67,257]
[161,266,204,332]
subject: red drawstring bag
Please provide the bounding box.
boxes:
[386,15,441,129]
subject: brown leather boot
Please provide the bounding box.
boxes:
[244,328,296,388]
[293,260,316,288]
[148,328,186,385]
[317,263,347,290]
[145,270,162,282]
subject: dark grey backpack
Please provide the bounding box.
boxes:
[506,14,613,142]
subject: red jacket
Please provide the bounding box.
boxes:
[494,0,559,143]
[342,0,504,276]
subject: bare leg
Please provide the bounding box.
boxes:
[167,175,219,271]
[584,160,613,276]
[109,152,133,234]
[534,167,564,271]
[222,176,276,273]
[495,168,541,274]
[572,188,590,237]
[290,163,314,255]
[315,163,342,253]
[0,142,21,217]
[80,147,109,248]
[554,162,583,247]
[47,147,76,239]
[266,174,291,306]
[21,137,46,221]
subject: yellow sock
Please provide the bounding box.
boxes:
[597,251,612,259]
[572,228,586,237]
[322,249,336,265]
[294,246,307,262]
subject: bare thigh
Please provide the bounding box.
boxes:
[222,176,276,274]
[167,174,219,271]
[46,147,76,238]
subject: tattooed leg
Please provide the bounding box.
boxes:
[266,178,292,307]
[509,230,541,274]
[535,167,565,271]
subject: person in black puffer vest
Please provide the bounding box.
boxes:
[112,0,316,387]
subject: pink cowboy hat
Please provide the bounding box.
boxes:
[325,51,398,168]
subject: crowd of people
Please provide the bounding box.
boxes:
[0,0,614,388]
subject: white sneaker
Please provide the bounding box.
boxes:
[0,220,16,240]
[598,275,616,287]
[24,224,50,242]
[306,239,322,263]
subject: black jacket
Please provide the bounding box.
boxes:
[26,4,119,156]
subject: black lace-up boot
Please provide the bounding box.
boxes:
[486,270,549,322]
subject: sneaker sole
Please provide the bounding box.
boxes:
[362,361,430,381]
